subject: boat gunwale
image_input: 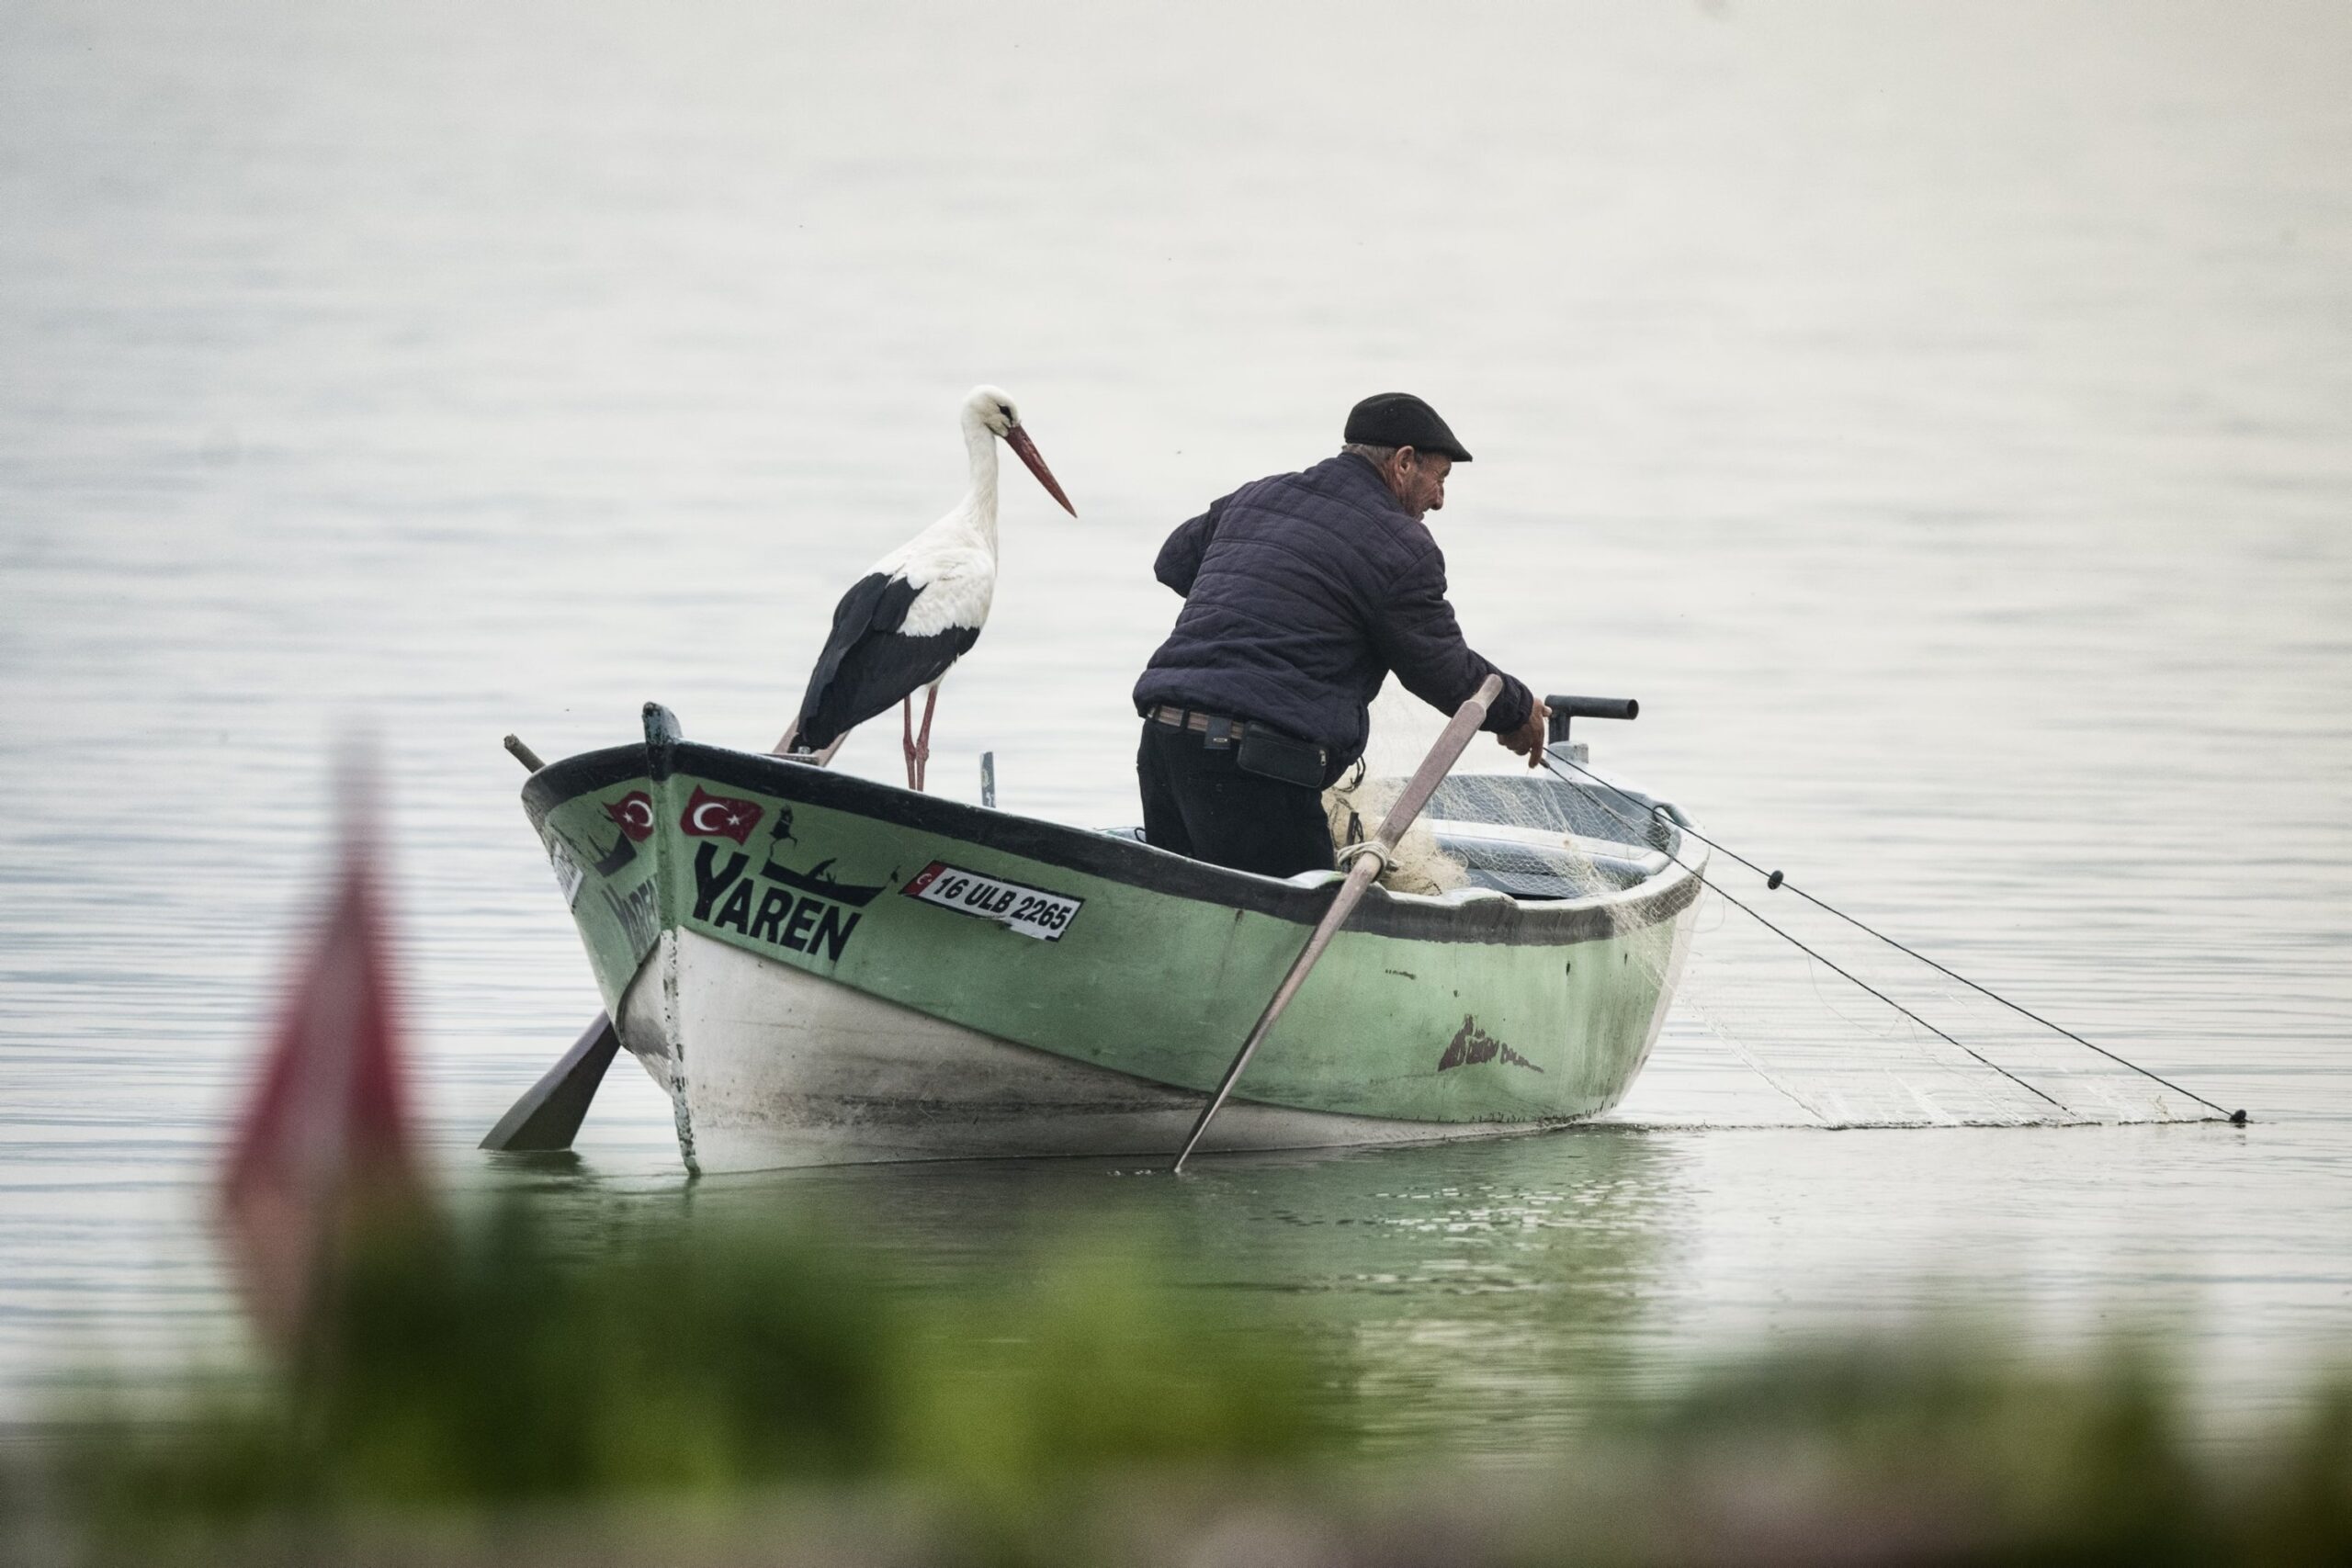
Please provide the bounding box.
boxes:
[525,739,1703,948]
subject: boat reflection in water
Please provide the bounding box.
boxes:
[616,1125,1687,1458]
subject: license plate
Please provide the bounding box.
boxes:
[900,861,1081,942]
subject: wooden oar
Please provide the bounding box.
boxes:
[479,1012,622,1152]
[480,735,622,1154]
[1170,674,1506,1173]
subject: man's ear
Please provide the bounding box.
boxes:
[1394,446,1419,473]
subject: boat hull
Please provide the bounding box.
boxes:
[616,930,1636,1169]
[526,714,1702,1173]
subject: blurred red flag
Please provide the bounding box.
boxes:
[220,814,424,1346]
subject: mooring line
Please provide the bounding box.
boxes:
[1540,753,2242,1124]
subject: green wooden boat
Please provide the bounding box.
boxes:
[522,705,1706,1173]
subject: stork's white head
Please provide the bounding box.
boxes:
[966,384,1021,439]
[961,383,1076,516]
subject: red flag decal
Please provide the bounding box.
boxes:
[679,785,763,843]
[603,791,656,841]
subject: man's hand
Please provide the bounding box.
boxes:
[1498,697,1550,769]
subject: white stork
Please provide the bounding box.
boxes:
[776,385,1075,790]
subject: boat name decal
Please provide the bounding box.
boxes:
[679,784,764,844]
[900,861,1080,942]
[602,876,660,964]
[692,841,864,963]
[1437,1015,1543,1074]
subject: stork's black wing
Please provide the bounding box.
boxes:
[786,572,979,751]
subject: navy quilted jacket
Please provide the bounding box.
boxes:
[1132,452,1534,785]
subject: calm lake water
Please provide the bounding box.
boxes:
[3,0,2348,1447]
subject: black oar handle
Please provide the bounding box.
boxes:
[1544,694,1638,745]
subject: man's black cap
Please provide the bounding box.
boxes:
[1344,392,1473,462]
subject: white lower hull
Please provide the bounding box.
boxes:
[616,931,1579,1174]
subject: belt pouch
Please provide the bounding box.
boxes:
[1236,723,1325,788]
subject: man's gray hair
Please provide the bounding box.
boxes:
[1341,442,1400,463]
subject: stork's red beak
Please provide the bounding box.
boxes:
[1004,425,1077,516]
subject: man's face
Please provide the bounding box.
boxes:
[1393,448,1453,520]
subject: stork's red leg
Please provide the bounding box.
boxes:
[912,684,939,793]
[901,696,919,789]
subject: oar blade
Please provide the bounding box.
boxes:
[480,1013,622,1152]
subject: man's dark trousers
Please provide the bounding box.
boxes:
[1136,722,1334,879]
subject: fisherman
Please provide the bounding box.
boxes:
[1133,393,1550,878]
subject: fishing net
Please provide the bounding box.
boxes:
[1655,870,2208,1128]
[1324,772,1469,897]
[1357,683,2220,1130]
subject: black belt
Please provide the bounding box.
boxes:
[1143,705,1328,784]
[1146,704,1246,740]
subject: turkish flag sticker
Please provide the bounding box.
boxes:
[603,791,656,842]
[679,784,764,843]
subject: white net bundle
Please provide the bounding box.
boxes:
[1322,772,1469,896]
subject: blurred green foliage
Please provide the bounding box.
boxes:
[1606,1338,2349,1566]
[51,1201,1325,1529]
[18,1201,2352,1565]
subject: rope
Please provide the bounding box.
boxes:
[1536,759,2067,1115]
[1539,752,2243,1124]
